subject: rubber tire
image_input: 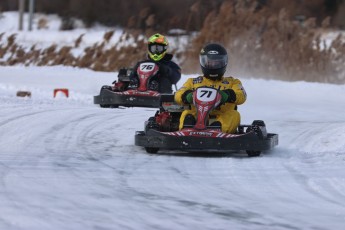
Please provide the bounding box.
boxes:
[145,117,159,133]
[246,150,261,157]
[145,147,159,154]
[252,120,265,127]
[246,126,264,139]
[100,104,110,108]
[99,86,113,108]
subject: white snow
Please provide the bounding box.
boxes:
[1,65,345,230]
[1,11,345,230]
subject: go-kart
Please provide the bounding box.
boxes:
[135,87,278,156]
[94,61,166,108]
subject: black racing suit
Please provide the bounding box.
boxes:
[129,54,181,94]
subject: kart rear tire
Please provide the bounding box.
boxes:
[99,86,114,108]
[145,117,159,132]
[145,147,159,154]
[246,126,264,139]
[246,150,261,157]
[100,104,110,108]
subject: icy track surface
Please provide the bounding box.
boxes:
[1,66,345,230]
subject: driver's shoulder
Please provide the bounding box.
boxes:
[222,76,235,81]
[191,76,204,84]
[223,76,243,84]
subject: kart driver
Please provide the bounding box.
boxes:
[129,33,181,93]
[174,43,247,134]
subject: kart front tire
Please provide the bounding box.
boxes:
[246,150,261,157]
[100,104,110,108]
[99,86,114,108]
[145,147,159,154]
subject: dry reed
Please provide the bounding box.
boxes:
[0,1,344,84]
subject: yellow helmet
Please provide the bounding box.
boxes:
[148,33,169,61]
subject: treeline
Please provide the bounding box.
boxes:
[184,1,345,83]
[0,0,344,83]
[0,0,219,32]
[0,0,344,31]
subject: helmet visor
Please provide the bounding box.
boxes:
[149,44,166,54]
[200,54,228,69]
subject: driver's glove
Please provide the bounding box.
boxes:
[181,90,194,104]
[219,89,236,104]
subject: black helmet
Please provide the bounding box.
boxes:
[199,43,228,80]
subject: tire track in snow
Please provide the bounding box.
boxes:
[0,106,69,227]
[1,101,345,229]
[279,120,345,206]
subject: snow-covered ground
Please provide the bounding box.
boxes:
[1,11,345,230]
[1,65,345,230]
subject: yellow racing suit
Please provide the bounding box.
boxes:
[174,76,247,133]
